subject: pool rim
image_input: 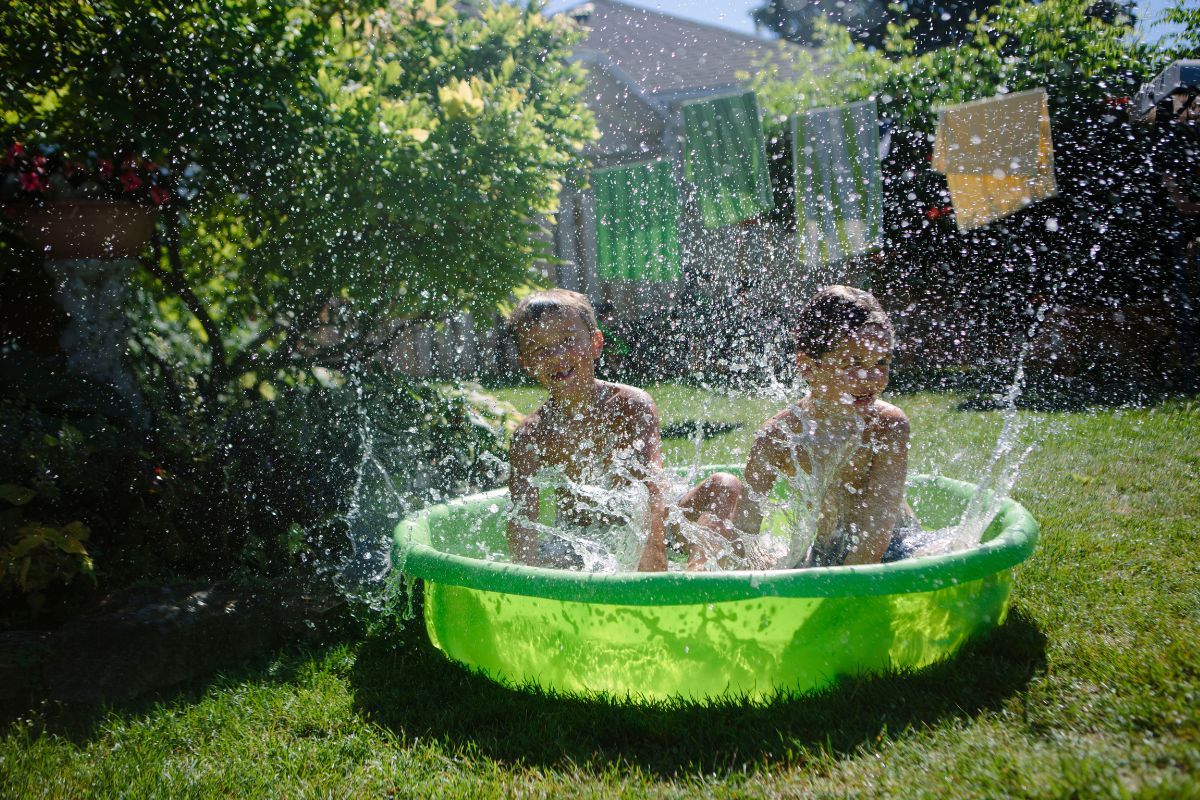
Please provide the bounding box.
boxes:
[392,472,1038,607]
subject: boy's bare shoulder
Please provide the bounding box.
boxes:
[755,403,804,443]
[867,400,910,437]
[601,381,659,420]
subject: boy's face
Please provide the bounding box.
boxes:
[798,324,893,411]
[516,310,604,400]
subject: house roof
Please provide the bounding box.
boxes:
[560,0,806,99]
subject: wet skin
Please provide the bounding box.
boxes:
[507,310,667,571]
[736,324,910,565]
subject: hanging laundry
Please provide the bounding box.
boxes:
[932,88,1057,231]
[791,99,883,268]
[593,159,682,282]
[681,91,773,229]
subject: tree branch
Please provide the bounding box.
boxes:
[140,208,229,400]
[224,297,329,381]
[316,308,444,372]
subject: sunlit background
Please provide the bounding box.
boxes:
[546,0,1185,41]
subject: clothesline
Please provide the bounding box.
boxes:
[590,86,1059,281]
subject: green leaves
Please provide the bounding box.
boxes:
[0,0,595,396]
[754,0,1154,134]
[0,484,35,507]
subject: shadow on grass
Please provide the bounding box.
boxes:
[349,603,1047,776]
[1,636,351,745]
[660,419,744,441]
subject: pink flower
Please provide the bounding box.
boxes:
[97,159,114,179]
[149,185,171,206]
[119,171,143,192]
[18,171,47,192]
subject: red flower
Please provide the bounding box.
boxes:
[941,206,952,216]
[18,171,47,192]
[119,171,143,192]
[97,159,114,178]
[925,206,942,221]
[149,185,171,206]
[32,154,48,171]
[120,156,138,172]
[8,142,24,160]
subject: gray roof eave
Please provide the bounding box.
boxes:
[571,50,671,118]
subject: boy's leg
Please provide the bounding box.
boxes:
[673,472,743,569]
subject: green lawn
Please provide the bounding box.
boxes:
[3,388,1198,798]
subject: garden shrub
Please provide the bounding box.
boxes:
[0,355,523,624]
[0,0,585,606]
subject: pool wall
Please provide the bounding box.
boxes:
[394,473,1038,703]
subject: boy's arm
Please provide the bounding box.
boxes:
[638,473,668,572]
[734,418,798,536]
[506,428,541,566]
[842,407,909,565]
[619,391,667,572]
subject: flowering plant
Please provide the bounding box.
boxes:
[1,142,174,210]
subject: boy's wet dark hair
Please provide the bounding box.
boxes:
[510,289,597,346]
[793,285,894,359]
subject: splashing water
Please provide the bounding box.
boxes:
[524,461,652,573]
[335,409,414,616]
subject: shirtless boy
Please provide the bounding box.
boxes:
[745,285,911,566]
[682,285,912,568]
[506,289,668,571]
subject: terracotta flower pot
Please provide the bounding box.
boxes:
[20,199,158,259]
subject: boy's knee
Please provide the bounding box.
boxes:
[705,472,743,501]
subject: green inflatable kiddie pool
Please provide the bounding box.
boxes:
[391,469,1038,704]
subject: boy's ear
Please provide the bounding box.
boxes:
[591,328,604,358]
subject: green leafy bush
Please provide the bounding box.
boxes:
[2,0,594,401]
[0,357,523,619]
[0,1,586,601]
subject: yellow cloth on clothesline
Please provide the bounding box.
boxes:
[932,88,1057,231]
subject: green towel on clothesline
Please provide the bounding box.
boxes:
[791,99,883,268]
[593,159,682,282]
[682,91,773,229]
